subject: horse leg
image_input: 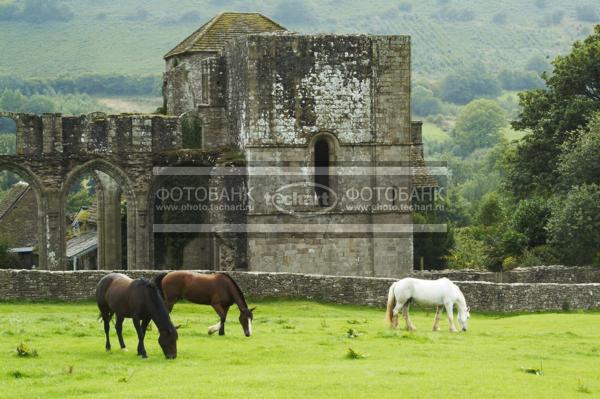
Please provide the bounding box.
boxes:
[115,314,127,350]
[208,304,228,336]
[102,312,112,351]
[432,306,441,331]
[405,302,417,331]
[444,302,457,332]
[141,318,151,339]
[391,302,402,329]
[132,317,147,358]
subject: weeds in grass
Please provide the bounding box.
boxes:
[11,370,25,379]
[346,319,368,325]
[320,319,328,329]
[346,328,361,339]
[66,365,74,375]
[282,324,295,330]
[16,342,38,357]
[346,347,367,360]
[118,370,135,383]
[521,361,543,376]
[577,380,591,394]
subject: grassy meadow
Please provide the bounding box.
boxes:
[0,300,599,399]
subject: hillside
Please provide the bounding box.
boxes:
[0,0,598,79]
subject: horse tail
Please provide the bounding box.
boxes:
[385,282,396,327]
[153,272,169,300]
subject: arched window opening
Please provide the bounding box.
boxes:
[64,167,129,270]
[314,139,330,207]
[180,113,203,149]
[0,117,17,155]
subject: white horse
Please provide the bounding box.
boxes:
[385,277,470,332]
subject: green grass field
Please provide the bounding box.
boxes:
[1,301,599,398]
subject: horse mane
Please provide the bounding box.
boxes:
[138,278,168,312]
[219,272,248,309]
[153,272,169,299]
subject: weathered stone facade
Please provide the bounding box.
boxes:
[160,13,428,277]
[0,12,433,276]
[1,268,599,312]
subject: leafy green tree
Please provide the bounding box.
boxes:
[452,99,507,156]
[412,86,442,116]
[477,192,503,226]
[508,197,551,247]
[439,66,501,105]
[546,184,600,265]
[558,112,600,188]
[510,26,600,197]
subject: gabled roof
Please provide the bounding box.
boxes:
[164,12,286,59]
[66,231,98,258]
[0,182,29,220]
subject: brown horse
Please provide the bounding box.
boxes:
[96,273,178,359]
[155,271,255,337]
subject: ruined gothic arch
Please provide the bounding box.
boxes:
[61,159,138,270]
[0,160,48,268]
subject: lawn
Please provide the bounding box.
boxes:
[0,301,599,399]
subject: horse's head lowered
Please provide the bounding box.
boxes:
[158,325,178,359]
[458,306,470,332]
[239,307,256,337]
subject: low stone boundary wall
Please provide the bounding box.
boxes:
[411,265,600,284]
[1,269,599,312]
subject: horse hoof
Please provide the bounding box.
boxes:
[208,329,216,335]
[121,348,128,352]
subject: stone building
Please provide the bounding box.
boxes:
[160,12,433,277]
[0,12,433,277]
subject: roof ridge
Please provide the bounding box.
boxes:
[164,12,286,59]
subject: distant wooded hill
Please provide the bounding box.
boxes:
[0,0,598,79]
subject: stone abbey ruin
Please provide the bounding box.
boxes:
[0,12,434,277]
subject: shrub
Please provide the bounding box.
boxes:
[502,256,519,271]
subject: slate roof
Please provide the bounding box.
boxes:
[0,183,38,247]
[0,182,29,220]
[411,146,438,188]
[66,231,97,258]
[165,12,287,59]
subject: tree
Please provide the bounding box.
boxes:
[452,99,507,156]
[412,86,442,116]
[477,192,503,226]
[558,112,600,188]
[526,55,551,74]
[439,66,501,105]
[508,197,551,247]
[509,26,600,197]
[546,184,600,265]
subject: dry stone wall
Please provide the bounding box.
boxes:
[1,268,599,312]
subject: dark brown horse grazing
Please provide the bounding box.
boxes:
[155,271,255,337]
[96,273,178,359]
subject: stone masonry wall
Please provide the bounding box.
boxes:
[1,268,599,312]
